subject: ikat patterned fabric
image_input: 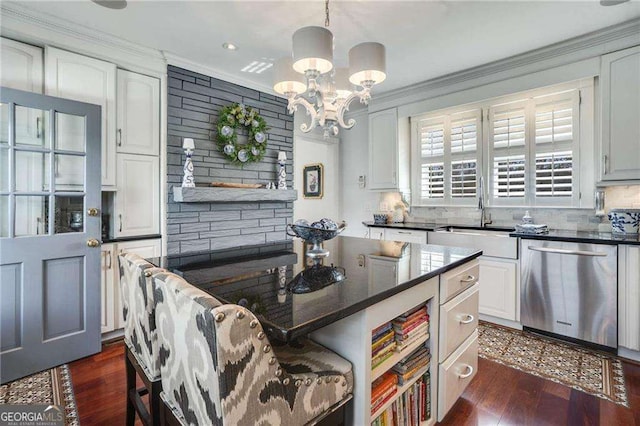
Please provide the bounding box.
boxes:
[118,252,165,381]
[153,271,353,425]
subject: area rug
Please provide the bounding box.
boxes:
[0,364,79,425]
[478,321,628,406]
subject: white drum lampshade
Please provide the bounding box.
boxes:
[273,57,307,95]
[292,26,334,74]
[348,42,386,86]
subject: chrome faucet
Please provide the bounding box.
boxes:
[478,177,492,227]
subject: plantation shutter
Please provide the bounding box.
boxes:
[450,113,480,199]
[533,91,578,201]
[490,103,527,202]
[417,117,445,200]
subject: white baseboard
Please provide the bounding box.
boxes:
[479,314,523,330]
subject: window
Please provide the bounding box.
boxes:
[413,110,481,205]
[411,81,586,208]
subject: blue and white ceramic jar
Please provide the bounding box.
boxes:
[608,209,640,235]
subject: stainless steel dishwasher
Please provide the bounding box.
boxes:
[520,239,617,350]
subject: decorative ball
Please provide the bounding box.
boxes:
[221,125,233,137]
[255,132,266,144]
[224,144,235,155]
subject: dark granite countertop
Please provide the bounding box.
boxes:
[147,236,481,341]
[363,221,446,231]
[511,230,640,245]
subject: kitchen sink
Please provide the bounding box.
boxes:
[447,227,514,237]
[429,227,518,259]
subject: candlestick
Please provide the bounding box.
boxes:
[182,138,195,188]
[277,151,287,190]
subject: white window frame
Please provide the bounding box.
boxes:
[411,79,592,209]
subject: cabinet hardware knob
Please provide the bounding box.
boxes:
[458,365,474,379]
[87,239,100,248]
[87,207,99,217]
[459,314,475,324]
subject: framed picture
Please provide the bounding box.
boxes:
[303,163,323,199]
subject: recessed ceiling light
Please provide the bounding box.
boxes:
[222,42,238,51]
[600,0,629,5]
[91,0,127,10]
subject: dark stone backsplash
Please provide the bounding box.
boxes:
[167,65,294,255]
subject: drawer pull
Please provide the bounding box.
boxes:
[458,314,474,324]
[460,275,476,284]
[397,231,411,234]
[458,365,474,379]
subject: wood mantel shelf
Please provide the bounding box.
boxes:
[173,186,298,203]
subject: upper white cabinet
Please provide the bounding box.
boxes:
[45,46,117,189]
[1,38,43,93]
[600,45,640,182]
[368,108,409,191]
[114,153,159,238]
[116,69,160,156]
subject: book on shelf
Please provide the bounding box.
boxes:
[393,314,428,335]
[395,322,429,344]
[373,335,396,357]
[371,372,397,402]
[371,386,398,415]
[372,330,395,352]
[372,322,393,340]
[372,349,396,370]
[394,304,426,321]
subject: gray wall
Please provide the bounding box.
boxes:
[167,65,294,255]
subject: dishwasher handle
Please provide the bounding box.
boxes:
[527,246,608,257]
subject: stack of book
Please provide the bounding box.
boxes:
[372,322,397,370]
[372,371,431,426]
[392,305,430,352]
[392,345,431,385]
[371,371,398,415]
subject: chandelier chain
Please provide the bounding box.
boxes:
[325,0,330,27]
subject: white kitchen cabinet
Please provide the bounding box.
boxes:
[368,108,409,191]
[619,245,640,352]
[368,227,385,240]
[368,255,410,293]
[101,243,116,334]
[45,46,117,189]
[600,45,640,182]
[116,69,160,156]
[114,154,160,237]
[101,238,161,334]
[478,257,517,321]
[385,228,427,244]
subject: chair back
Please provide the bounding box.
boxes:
[118,252,164,380]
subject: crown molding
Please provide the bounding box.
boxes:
[371,18,640,112]
[162,52,282,97]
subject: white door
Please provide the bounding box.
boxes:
[478,258,517,321]
[116,69,160,156]
[0,88,102,384]
[114,154,159,237]
[45,46,117,188]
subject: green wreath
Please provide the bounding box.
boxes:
[216,103,269,165]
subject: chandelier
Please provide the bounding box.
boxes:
[272,0,386,139]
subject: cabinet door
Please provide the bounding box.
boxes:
[101,244,116,334]
[368,109,398,190]
[45,46,117,188]
[116,70,160,156]
[478,258,517,320]
[1,38,44,147]
[619,245,640,351]
[368,256,400,293]
[114,154,159,237]
[601,46,640,181]
[114,239,161,330]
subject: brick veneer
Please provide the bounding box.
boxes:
[167,65,294,255]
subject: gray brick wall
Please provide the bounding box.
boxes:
[167,65,294,255]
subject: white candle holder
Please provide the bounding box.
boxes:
[182,138,195,188]
[277,151,287,190]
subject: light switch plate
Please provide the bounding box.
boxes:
[358,175,366,188]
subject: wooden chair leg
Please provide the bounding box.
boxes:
[125,350,137,426]
[150,380,162,426]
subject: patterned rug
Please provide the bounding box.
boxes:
[478,321,628,406]
[0,364,79,425]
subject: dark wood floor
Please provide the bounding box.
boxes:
[70,340,640,425]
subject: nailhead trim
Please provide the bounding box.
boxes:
[295,380,302,387]
[325,377,331,384]
[263,345,271,353]
[249,320,259,328]
[334,377,340,383]
[257,332,265,340]
[236,311,245,319]
[305,378,312,386]
[342,381,347,387]
[275,368,282,377]
[283,378,290,385]
[268,357,277,365]
[317,378,323,385]
[214,313,225,322]
[144,270,152,277]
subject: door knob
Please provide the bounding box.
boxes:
[87,208,100,217]
[87,239,101,248]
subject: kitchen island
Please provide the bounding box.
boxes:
[148,236,482,424]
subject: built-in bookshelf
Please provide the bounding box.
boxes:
[370,302,434,426]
